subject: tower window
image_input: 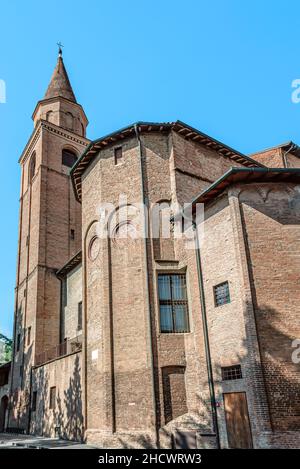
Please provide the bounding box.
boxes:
[70,229,75,240]
[114,147,123,165]
[221,365,243,381]
[65,112,74,131]
[49,386,56,409]
[29,152,36,184]
[158,274,189,333]
[77,301,82,331]
[62,149,77,168]
[214,281,230,307]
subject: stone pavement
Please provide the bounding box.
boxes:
[0,433,96,449]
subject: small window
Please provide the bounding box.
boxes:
[19,365,23,377]
[16,333,21,352]
[24,289,27,297]
[29,152,36,184]
[77,301,83,331]
[214,281,230,307]
[158,274,189,333]
[32,391,37,412]
[49,386,56,409]
[27,326,31,346]
[70,229,75,240]
[114,147,123,165]
[222,365,242,381]
[62,149,77,168]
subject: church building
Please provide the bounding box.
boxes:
[6,50,300,449]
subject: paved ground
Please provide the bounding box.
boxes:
[0,433,96,449]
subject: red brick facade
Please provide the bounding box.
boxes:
[7,55,300,448]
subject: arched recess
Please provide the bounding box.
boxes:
[152,199,175,260]
[65,112,74,131]
[46,110,53,123]
[0,395,8,432]
[162,366,187,424]
[107,203,153,432]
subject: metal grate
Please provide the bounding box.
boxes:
[222,365,242,381]
[214,281,230,307]
[158,274,190,333]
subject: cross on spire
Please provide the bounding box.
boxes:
[57,42,64,57]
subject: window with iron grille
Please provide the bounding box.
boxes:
[214,281,230,307]
[78,301,82,331]
[49,386,56,409]
[221,365,242,381]
[158,274,189,333]
[62,149,77,168]
[114,147,123,165]
[32,391,37,412]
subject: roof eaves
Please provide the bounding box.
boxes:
[190,167,300,211]
[56,250,82,278]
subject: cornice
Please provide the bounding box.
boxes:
[41,120,90,147]
[18,120,90,165]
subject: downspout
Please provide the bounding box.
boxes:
[193,221,220,449]
[134,124,159,448]
[282,143,297,168]
[27,366,33,434]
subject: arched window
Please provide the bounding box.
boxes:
[62,149,77,168]
[46,110,53,122]
[65,112,74,131]
[29,152,36,184]
[80,122,85,137]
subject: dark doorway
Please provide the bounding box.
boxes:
[223,392,253,448]
[0,395,8,432]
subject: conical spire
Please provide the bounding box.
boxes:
[44,49,77,103]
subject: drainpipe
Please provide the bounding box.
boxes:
[193,221,220,449]
[27,367,33,434]
[134,124,159,448]
[282,143,297,168]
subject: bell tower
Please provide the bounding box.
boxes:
[8,49,90,430]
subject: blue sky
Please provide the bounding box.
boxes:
[1,0,300,338]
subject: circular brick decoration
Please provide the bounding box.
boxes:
[88,236,100,261]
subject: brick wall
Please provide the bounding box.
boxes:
[238,183,300,433]
[30,351,82,440]
[9,117,89,431]
[81,130,246,448]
